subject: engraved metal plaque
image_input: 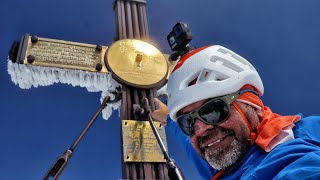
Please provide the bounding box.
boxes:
[23,35,108,72]
[105,39,168,88]
[122,120,167,162]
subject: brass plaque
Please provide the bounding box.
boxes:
[24,36,108,72]
[106,39,168,88]
[122,120,167,162]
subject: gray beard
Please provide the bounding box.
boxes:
[204,138,250,170]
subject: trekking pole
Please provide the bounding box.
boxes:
[43,91,120,180]
[142,98,185,180]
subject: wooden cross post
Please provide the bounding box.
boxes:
[113,0,169,179]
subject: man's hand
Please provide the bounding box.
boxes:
[152,98,169,126]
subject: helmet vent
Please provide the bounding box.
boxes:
[197,68,230,83]
[210,55,244,73]
[188,77,198,86]
[181,72,200,89]
[217,47,256,72]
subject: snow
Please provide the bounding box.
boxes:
[7,60,121,120]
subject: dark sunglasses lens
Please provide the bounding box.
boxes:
[198,99,229,124]
[177,115,194,136]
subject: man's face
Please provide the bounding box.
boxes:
[180,100,252,170]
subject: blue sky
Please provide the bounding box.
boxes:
[1,0,320,179]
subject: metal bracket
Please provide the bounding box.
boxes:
[108,86,122,103]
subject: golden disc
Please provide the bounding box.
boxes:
[105,39,168,88]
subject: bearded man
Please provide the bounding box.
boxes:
[152,45,320,179]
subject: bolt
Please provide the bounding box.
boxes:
[139,108,145,116]
[134,106,142,116]
[27,55,35,63]
[95,63,102,71]
[96,45,102,52]
[31,35,38,43]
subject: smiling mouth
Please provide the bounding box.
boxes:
[207,136,228,147]
[199,130,234,150]
[200,135,229,150]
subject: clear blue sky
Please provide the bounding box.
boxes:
[1,0,320,179]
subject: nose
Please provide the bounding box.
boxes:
[193,118,213,137]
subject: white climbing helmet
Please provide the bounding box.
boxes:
[167,45,264,121]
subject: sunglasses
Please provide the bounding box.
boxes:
[177,89,257,136]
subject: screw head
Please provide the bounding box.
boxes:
[95,63,102,71]
[27,55,35,63]
[96,45,102,52]
[31,35,38,43]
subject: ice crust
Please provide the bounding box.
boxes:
[7,60,121,120]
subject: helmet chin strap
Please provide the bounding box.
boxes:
[232,102,257,145]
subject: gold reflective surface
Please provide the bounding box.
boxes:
[106,39,168,87]
[24,36,108,73]
[163,54,179,79]
[122,120,167,162]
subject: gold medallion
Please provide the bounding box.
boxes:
[105,39,168,88]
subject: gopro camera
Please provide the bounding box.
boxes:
[167,22,192,52]
[167,22,193,60]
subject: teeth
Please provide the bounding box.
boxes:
[207,143,214,147]
[207,139,222,147]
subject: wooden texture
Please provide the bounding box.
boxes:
[115,0,168,179]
